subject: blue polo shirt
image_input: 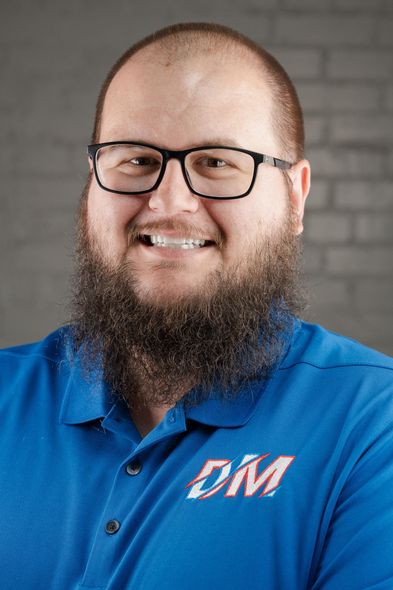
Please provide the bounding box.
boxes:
[1,321,393,589]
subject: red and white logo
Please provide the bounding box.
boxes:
[185,453,295,500]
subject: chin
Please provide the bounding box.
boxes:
[134,273,211,307]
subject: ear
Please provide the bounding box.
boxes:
[287,159,311,235]
[88,155,93,172]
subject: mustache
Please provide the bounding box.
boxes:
[126,218,224,248]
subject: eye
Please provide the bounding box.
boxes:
[127,157,159,167]
[199,157,228,168]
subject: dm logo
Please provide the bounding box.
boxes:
[186,453,295,500]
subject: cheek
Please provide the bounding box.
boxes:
[86,188,141,258]
[205,192,283,240]
[204,183,289,260]
[202,201,255,265]
[242,181,290,235]
[204,200,247,237]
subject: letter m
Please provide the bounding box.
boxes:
[225,454,295,497]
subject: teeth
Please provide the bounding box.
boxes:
[148,235,207,248]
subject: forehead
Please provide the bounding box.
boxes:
[99,50,276,153]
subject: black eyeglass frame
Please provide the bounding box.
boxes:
[87,141,293,201]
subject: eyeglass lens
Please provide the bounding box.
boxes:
[95,144,255,198]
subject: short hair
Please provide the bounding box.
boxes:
[91,22,305,163]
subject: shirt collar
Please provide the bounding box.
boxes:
[183,378,268,428]
[59,356,267,429]
[59,351,114,425]
[180,317,300,428]
[59,317,300,428]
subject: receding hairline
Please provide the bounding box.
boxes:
[103,38,275,139]
[92,23,305,162]
[128,28,264,68]
[106,29,273,109]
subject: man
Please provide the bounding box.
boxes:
[1,22,393,589]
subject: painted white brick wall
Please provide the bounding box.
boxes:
[0,0,392,355]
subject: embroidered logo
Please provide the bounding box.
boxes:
[185,453,295,500]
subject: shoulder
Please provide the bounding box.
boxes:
[0,326,70,364]
[282,320,393,374]
[275,321,393,437]
[0,327,73,394]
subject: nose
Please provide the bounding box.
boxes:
[148,158,199,215]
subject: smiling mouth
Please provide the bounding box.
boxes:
[138,234,216,249]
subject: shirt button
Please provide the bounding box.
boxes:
[105,519,121,535]
[126,461,142,476]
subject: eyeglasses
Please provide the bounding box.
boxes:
[87,141,293,201]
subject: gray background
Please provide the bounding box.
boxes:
[1,0,392,353]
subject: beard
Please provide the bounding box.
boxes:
[67,179,306,410]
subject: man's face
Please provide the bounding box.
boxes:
[73,49,310,407]
[86,52,309,304]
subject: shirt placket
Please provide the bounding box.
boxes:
[79,404,186,589]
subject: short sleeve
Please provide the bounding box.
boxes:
[311,387,393,589]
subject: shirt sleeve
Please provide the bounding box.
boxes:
[310,386,393,589]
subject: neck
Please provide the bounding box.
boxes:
[130,403,174,437]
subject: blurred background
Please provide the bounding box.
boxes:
[0,0,392,353]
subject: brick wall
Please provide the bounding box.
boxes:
[0,0,392,353]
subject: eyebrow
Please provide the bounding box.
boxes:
[191,137,243,148]
[103,134,243,149]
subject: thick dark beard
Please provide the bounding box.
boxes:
[67,185,306,410]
